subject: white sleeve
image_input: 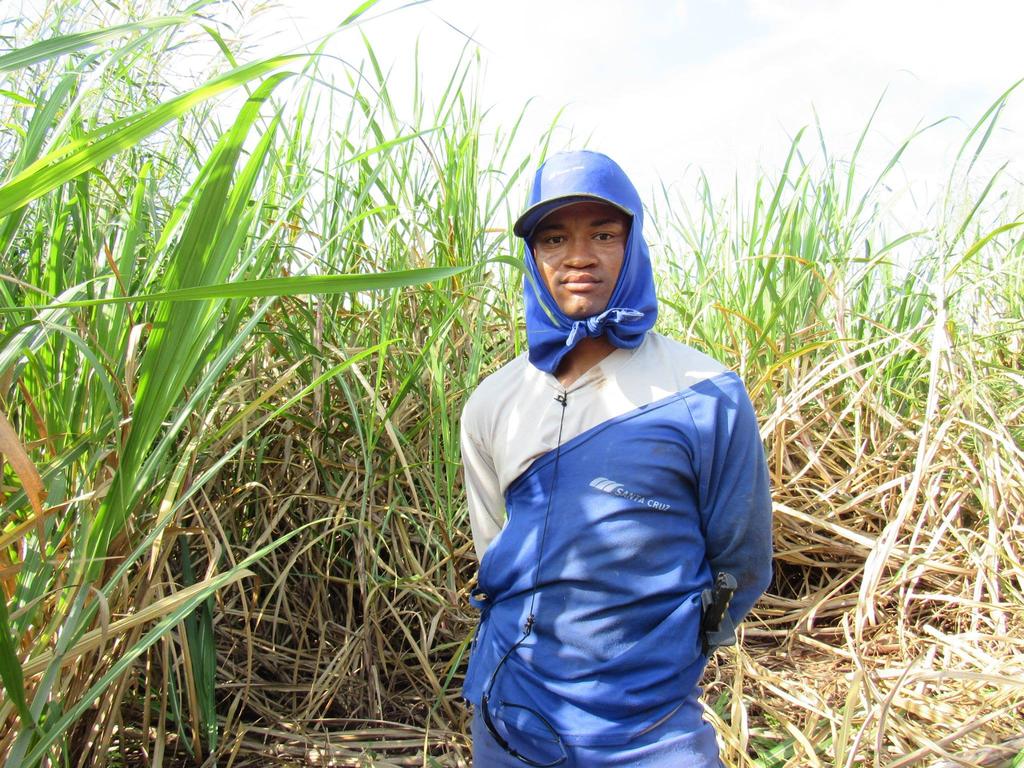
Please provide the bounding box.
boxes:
[460,401,505,561]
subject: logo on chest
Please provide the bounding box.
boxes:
[589,476,671,511]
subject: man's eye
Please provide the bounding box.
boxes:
[544,235,565,245]
[594,232,614,241]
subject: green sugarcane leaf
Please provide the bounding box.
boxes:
[82,74,297,581]
[0,55,304,219]
[0,594,35,731]
[0,266,472,313]
[0,17,194,72]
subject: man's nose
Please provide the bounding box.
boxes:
[563,236,595,265]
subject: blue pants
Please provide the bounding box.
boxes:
[470,700,724,767]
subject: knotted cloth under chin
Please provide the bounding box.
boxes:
[565,307,646,348]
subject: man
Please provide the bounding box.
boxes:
[460,150,773,766]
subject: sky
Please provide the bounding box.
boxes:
[243,0,1024,219]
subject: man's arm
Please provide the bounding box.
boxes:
[697,379,774,626]
[460,401,506,561]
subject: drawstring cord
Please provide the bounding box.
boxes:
[525,391,568,631]
[565,307,644,348]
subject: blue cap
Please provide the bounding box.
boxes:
[513,150,641,239]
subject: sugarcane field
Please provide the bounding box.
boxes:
[0,1,1022,766]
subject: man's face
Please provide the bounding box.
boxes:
[530,201,629,320]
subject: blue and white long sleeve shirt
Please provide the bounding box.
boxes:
[460,332,773,748]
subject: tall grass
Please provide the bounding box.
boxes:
[1,2,1021,766]
[653,91,1024,766]
[0,1,510,764]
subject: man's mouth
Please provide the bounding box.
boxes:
[562,273,599,291]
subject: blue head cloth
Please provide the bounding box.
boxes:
[514,150,658,374]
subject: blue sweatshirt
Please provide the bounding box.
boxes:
[460,334,773,751]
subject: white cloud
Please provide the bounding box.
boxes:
[674,1,690,27]
[251,0,1024,221]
